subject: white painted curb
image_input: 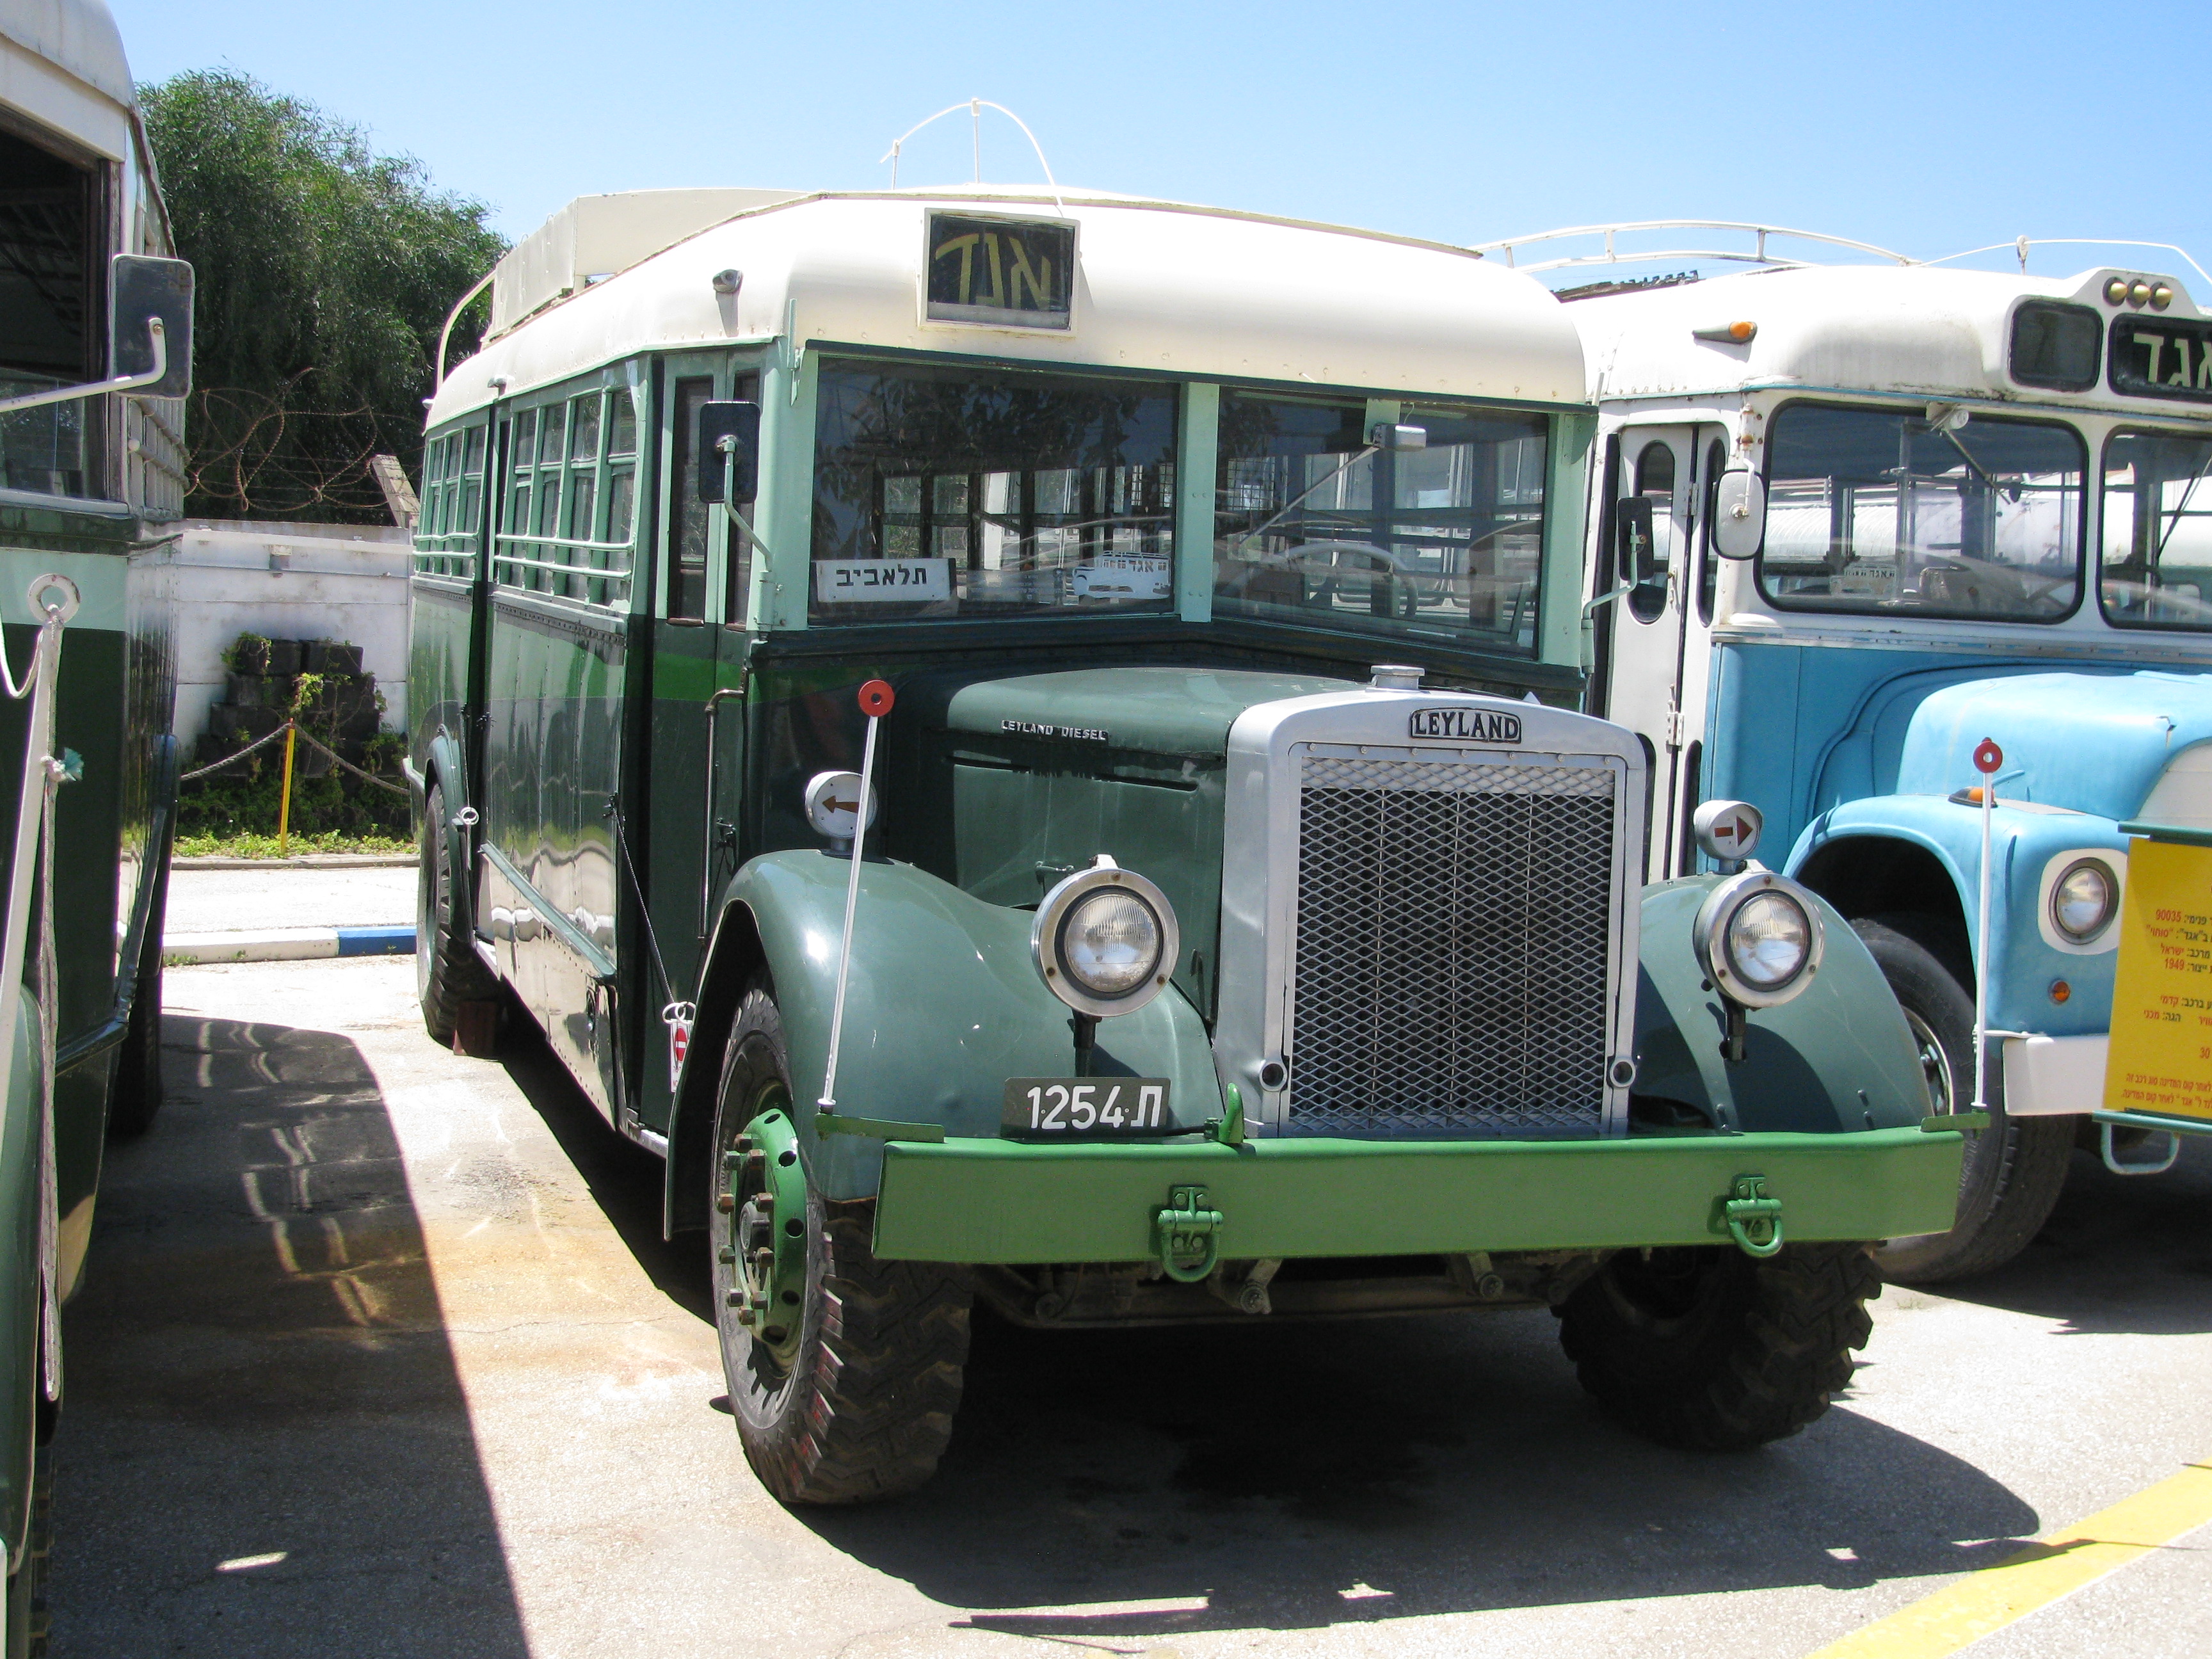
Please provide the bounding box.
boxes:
[164,925,415,965]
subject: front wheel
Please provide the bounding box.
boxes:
[710,982,970,1505]
[1558,1242,1879,1450]
[4,1444,49,1658]
[1853,917,2073,1283]
[105,958,162,1139]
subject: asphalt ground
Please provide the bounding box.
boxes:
[48,953,2212,1658]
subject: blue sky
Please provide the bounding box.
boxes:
[111,0,2210,290]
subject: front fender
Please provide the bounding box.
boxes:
[716,851,1222,1200]
[0,995,44,1570]
[1790,796,2130,1035]
[1631,877,1932,1134]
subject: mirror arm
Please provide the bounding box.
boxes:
[1582,582,1631,620]
[717,441,771,558]
[0,319,168,415]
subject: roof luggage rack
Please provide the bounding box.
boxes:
[1471,220,1914,274]
[1472,222,2211,291]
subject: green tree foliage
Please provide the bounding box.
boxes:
[140,70,506,522]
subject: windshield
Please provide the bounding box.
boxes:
[1759,404,2084,621]
[1213,394,1547,653]
[2101,430,2212,631]
[810,359,1176,623]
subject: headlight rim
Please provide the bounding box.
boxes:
[2048,855,2118,945]
[1694,870,1826,1009]
[1031,858,1180,1018]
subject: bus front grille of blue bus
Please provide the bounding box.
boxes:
[1286,753,1617,1137]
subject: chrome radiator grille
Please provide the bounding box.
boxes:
[1286,751,1618,1135]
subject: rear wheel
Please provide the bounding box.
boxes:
[417,783,495,1043]
[710,982,970,1505]
[1558,1242,1878,1450]
[1854,916,2072,1283]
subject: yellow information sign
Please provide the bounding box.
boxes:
[2104,836,2212,1121]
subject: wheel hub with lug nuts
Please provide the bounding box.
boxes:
[722,1103,809,1356]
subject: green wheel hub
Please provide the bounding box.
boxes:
[722,1097,809,1362]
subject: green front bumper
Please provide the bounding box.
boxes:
[873,1127,1964,1264]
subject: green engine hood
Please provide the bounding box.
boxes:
[899,667,1354,1019]
[943,666,1356,757]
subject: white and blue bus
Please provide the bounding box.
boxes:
[1496,223,2212,1280]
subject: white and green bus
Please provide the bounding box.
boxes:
[413,185,1963,1504]
[0,0,193,1646]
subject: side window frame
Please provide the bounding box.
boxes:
[490,368,643,609]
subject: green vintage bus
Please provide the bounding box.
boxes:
[413,184,1966,1504]
[0,2,191,1646]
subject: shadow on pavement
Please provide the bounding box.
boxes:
[51,1015,531,1658]
[797,1308,2035,1640]
[1932,1138,2212,1336]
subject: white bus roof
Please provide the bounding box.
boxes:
[1568,261,2212,419]
[430,186,1585,425]
[0,0,134,159]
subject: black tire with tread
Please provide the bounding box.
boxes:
[712,983,970,1505]
[1854,915,2073,1283]
[417,783,496,1043]
[6,1443,49,1658]
[105,957,161,1139]
[1559,1241,1879,1451]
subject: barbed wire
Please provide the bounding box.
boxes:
[184,383,420,520]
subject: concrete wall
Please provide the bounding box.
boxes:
[172,520,410,749]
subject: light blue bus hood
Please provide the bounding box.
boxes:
[1895,670,2212,820]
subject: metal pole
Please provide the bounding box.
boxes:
[819,680,894,1114]
[278,723,297,857]
[1971,737,2003,1113]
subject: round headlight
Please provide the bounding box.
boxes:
[1032,858,1181,1018]
[2051,858,2116,943]
[1725,890,1812,990]
[1060,888,1162,997]
[1694,870,1827,1009]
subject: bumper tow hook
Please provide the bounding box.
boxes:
[1719,1174,1784,1258]
[1155,1185,1224,1282]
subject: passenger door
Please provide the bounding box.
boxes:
[1597,424,1727,879]
[636,358,760,1134]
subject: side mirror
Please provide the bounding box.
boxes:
[110,254,194,399]
[696,401,760,502]
[1616,495,1657,585]
[1711,471,1766,561]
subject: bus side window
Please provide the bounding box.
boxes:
[723,371,761,628]
[669,378,713,621]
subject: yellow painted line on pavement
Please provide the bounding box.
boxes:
[1807,1458,2212,1659]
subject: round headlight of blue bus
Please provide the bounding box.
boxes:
[1694,870,1826,1009]
[2050,858,2117,943]
[1032,858,1180,1018]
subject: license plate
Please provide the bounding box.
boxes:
[1002,1077,1174,1139]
